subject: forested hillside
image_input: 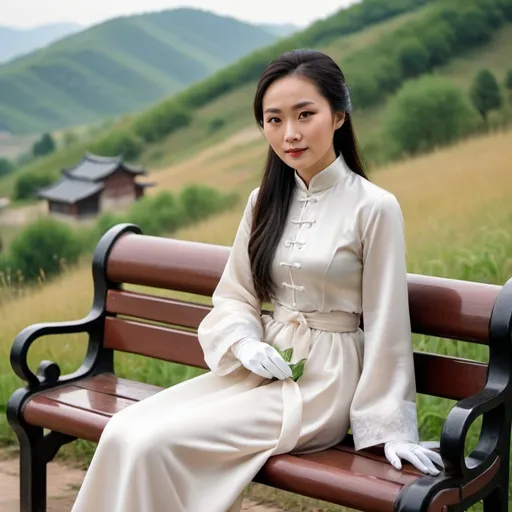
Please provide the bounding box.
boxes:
[0,9,277,134]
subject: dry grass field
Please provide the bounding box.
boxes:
[0,127,511,511]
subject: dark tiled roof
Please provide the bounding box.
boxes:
[63,152,146,181]
[37,177,103,203]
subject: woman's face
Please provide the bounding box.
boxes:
[262,74,345,180]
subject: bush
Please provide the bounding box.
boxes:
[14,172,55,200]
[0,158,13,176]
[9,217,83,280]
[93,186,239,240]
[133,104,192,143]
[94,211,127,238]
[91,129,144,160]
[179,185,237,222]
[127,191,184,236]
[383,75,475,156]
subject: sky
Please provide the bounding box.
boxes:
[3,0,358,29]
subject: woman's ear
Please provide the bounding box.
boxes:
[334,111,346,130]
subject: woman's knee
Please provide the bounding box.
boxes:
[99,414,163,461]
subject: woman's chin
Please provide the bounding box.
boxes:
[282,150,312,168]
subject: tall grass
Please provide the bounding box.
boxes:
[1,128,511,510]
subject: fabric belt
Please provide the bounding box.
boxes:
[272,303,360,333]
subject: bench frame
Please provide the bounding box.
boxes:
[6,223,512,512]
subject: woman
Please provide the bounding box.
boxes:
[71,49,442,512]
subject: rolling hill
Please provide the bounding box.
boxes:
[2,0,511,203]
[0,8,278,135]
[0,22,83,64]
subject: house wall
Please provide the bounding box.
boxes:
[100,169,137,211]
[49,201,73,216]
[77,194,100,218]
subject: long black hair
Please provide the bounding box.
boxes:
[249,48,369,302]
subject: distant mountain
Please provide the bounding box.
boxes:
[259,23,299,37]
[0,8,278,135]
[0,23,83,63]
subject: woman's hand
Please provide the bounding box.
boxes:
[232,338,292,380]
[384,440,444,475]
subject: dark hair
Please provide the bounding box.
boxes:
[249,48,369,302]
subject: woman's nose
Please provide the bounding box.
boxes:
[284,122,301,143]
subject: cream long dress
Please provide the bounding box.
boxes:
[71,154,420,512]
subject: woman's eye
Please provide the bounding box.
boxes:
[299,111,313,119]
[267,117,280,124]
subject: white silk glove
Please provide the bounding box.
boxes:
[384,441,444,476]
[232,338,292,380]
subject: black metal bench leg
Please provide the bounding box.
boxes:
[482,483,508,512]
[18,424,47,512]
[15,423,76,512]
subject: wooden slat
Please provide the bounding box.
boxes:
[408,274,500,345]
[75,374,163,402]
[103,317,207,368]
[24,396,109,443]
[42,385,136,416]
[103,315,487,400]
[106,289,210,329]
[105,234,501,345]
[106,234,230,296]
[255,452,403,512]
[414,352,487,400]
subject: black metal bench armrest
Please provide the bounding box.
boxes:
[440,277,512,478]
[440,384,506,477]
[10,311,104,389]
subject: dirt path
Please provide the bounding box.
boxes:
[0,202,46,227]
[0,449,281,511]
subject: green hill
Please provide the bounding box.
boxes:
[2,0,512,201]
[0,8,277,135]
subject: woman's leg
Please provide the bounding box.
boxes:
[71,370,287,512]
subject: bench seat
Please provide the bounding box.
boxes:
[8,224,512,512]
[22,373,424,512]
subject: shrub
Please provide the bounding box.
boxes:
[127,191,184,236]
[383,75,475,156]
[14,172,55,200]
[179,185,235,223]
[9,217,83,280]
[91,129,144,160]
[133,104,192,143]
[94,211,127,238]
[0,158,13,176]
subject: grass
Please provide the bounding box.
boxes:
[0,127,511,510]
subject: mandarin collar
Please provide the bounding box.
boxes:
[293,154,349,194]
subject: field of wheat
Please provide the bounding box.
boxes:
[0,127,511,510]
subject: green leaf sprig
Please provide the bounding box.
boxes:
[277,347,307,382]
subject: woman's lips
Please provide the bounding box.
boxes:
[286,148,308,158]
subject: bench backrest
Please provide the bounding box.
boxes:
[98,226,502,402]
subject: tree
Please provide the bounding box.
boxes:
[32,133,56,157]
[469,69,503,124]
[384,75,474,156]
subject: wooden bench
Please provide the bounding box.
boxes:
[6,223,512,512]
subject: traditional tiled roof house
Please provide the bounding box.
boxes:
[37,153,154,219]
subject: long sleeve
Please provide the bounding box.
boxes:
[197,188,263,376]
[350,192,419,451]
